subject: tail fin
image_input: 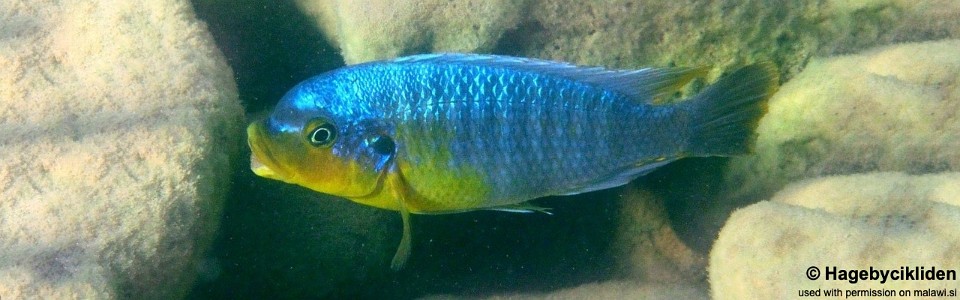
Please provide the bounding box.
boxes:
[685,62,779,156]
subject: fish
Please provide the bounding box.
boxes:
[246,53,779,270]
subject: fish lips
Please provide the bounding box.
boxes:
[246,123,286,181]
[250,153,276,177]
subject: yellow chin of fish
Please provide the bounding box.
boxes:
[246,123,384,203]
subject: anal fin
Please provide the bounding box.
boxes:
[485,202,553,215]
[557,158,674,196]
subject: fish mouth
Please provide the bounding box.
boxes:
[247,123,287,181]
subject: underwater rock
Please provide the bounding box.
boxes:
[722,39,960,206]
[612,186,706,283]
[710,172,960,299]
[0,0,242,299]
[297,0,528,64]
[425,280,708,300]
[299,0,960,81]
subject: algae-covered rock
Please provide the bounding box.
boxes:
[299,0,960,82]
[0,0,242,298]
[710,172,960,300]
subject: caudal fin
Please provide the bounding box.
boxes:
[685,62,779,156]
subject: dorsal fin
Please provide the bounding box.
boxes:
[390,53,708,104]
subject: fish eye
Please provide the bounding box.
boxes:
[307,121,337,147]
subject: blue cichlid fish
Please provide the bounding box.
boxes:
[246,53,778,269]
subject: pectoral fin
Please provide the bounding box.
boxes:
[390,196,413,271]
[387,168,414,271]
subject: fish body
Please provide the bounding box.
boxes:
[247,53,778,269]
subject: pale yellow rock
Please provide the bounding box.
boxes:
[0,0,242,298]
[710,172,960,300]
[723,39,960,203]
[297,0,528,64]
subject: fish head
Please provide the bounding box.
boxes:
[247,78,394,201]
